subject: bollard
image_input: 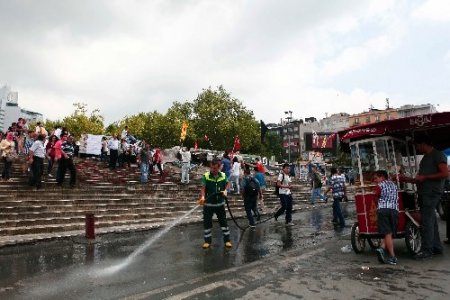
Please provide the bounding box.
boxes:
[85,213,95,240]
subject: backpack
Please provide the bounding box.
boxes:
[176,151,182,160]
[313,173,322,188]
[245,177,260,197]
[274,173,285,195]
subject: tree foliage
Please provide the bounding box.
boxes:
[44,87,266,154]
[44,103,104,138]
[261,131,283,161]
[62,103,104,138]
[191,86,260,153]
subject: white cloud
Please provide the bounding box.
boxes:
[411,0,450,22]
[445,50,450,65]
[1,0,449,127]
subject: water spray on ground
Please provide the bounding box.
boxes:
[95,204,199,276]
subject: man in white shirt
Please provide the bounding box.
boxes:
[274,163,294,226]
[108,135,119,170]
[28,134,46,190]
[180,147,191,184]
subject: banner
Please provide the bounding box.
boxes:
[79,134,102,155]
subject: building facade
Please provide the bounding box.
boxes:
[320,112,350,133]
[0,84,43,131]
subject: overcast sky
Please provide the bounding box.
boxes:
[1,0,449,125]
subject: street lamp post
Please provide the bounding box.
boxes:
[285,110,293,163]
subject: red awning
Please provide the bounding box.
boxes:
[339,112,450,148]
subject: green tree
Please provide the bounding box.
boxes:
[191,86,260,152]
[61,103,104,138]
[261,131,283,161]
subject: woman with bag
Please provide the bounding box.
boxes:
[1,132,15,181]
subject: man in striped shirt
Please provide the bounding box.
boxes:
[325,167,346,228]
[56,134,76,188]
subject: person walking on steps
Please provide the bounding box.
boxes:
[274,163,294,226]
[241,168,262,228]
[56,133,76,188]
[28,134,46,190]
[180,147,191,184]
[198,158,232,249]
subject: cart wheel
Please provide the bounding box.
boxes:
[351,222,366,254]
[367,238,381,249]
[405,220,422,255]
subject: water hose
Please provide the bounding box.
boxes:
[224,195,277,231]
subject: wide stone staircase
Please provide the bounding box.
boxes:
[0,156,352,247]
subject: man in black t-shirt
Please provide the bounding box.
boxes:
[401,135,448,259]
[56,134,76,188]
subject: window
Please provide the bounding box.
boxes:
[354,118,360,125]
[375,115,380,121]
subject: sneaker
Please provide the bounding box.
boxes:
[286,222,295,226]
[202,242,210,249]
[414,251,432,260]
[273,214,278,221]
[249,224,256,229]
[225,241,232,248]
[48,174,53,177]
[386,256,398,265]
[433,248,443,255]
[376,248,387,264]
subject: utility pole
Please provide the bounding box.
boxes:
[284,110,293,163]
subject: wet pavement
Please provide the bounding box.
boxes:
[0,204,352,299]
[2,203,449,300]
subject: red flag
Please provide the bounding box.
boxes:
[194,140,198,150]
[233,135,241,151]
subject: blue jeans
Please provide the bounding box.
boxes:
[310,188,326,204]
[275,194,293,224]
[140,162,149,183]
[333,197,345,227]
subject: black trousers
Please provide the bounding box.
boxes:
[29,156,44,189]
[57,157,76,185]
[203,205,230,243]
[1,157,12,179]
[244,196,259,226]
[109,149,118,169]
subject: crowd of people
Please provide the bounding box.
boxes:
[0,119,78,189]
[0,120,172,188]
[2,120,449,265]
